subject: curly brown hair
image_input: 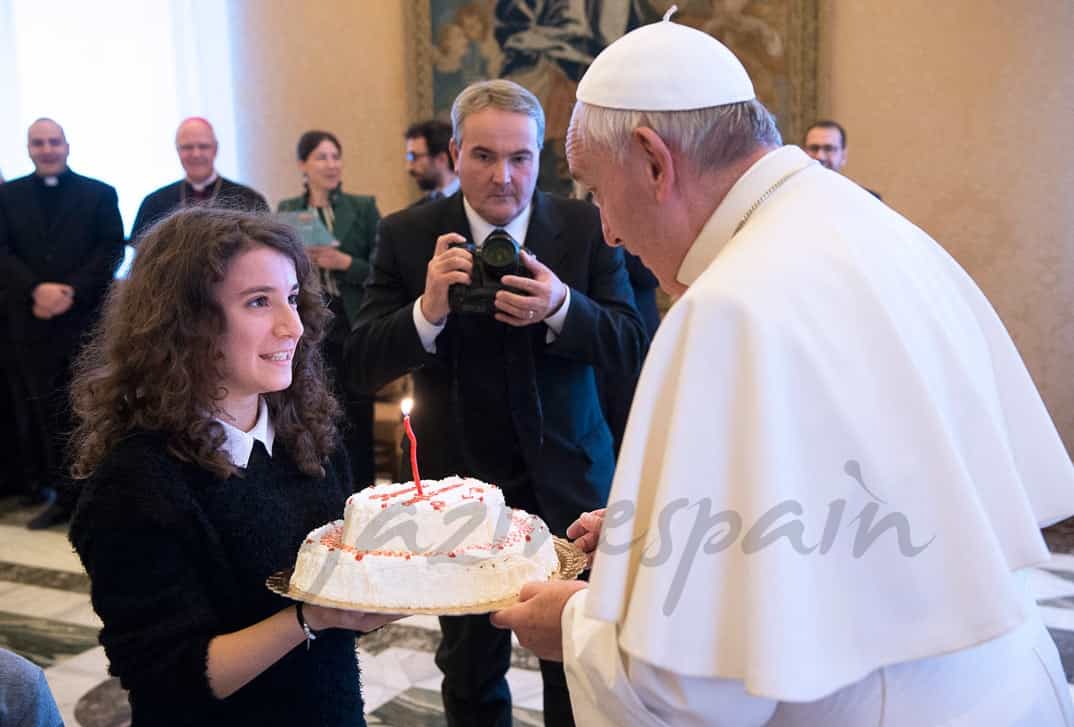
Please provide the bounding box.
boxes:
[70,207,340,480]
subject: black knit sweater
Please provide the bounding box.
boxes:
[68,432,365,726]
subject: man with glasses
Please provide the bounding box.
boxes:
[405,120,460,205]
[130,117,268,242]
[803,119,881,199]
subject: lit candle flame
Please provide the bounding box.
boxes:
[400,397,422,495]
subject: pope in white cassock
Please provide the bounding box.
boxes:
[490,10,1074,727]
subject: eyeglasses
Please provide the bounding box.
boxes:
[405,151,431,162]
[178,143,215,153]
[805,144,842,154]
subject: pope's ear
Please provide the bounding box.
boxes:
[632,127,676,201]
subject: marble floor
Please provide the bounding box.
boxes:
[4,494,1074,725]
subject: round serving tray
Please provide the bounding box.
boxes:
[266,536,587,616]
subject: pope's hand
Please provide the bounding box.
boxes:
[489,580,587,661]
[421,233,472,324]
[566,508,605,567]
[495,250,567,327]
[303,604,403,634]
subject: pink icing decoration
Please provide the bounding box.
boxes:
[323,510,543,560]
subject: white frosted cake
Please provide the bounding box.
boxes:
[290,476,559,609]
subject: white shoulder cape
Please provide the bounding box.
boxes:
[585,146,1074,702]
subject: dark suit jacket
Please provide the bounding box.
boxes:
[345,191,648,533]
[130,177,269,243]
[0,170,124,345]
[624,251,660,338]
[277,190,380,328]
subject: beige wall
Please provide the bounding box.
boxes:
[819,0,1074,453]
[228,1,414,214]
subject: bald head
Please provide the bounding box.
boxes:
[175,117,218,184]
[29,117,66,141]
[27,118,70,177]
[175,117,215,143]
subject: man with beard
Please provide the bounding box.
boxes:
[405,120,459,205]
[803,119,881,199]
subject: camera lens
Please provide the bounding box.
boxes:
[482,235,517,270]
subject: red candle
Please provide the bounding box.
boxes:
[401,398,423,496]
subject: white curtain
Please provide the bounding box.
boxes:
[0,0,238,244]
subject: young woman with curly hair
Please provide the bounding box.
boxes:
[67,207,396,726]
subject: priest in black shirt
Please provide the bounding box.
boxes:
[130,117,268,242]
[0,118,124,528]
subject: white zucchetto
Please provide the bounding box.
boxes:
[577,9,755,111]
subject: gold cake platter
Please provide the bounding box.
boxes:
[266,537,588,616]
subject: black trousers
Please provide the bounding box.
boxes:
[0,364,25,497]
[5,335,78,503]
[436,613,575,726]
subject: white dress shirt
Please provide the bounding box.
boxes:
[413,196,571,352]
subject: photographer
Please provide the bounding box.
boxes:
[345,80,648,726]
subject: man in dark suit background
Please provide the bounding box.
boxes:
[572,181,662,455]
[405,119,460,205]
[600,251,661,455]
[129,117,268,242]
[0,118,124,527]
[803,119,882,200]
[347,80,648,726]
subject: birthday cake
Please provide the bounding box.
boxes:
[289,477,559,609]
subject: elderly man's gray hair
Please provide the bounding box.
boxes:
[451,79,546,150]
[569,99,781,173]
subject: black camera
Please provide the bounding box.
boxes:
[448,230,530,315]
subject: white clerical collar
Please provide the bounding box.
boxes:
[215,398,274,468]
[186,171,219,192]
[43,176,59,187]
[676,145,815,287]
[439,176,461,198]
[463,196,532,247]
